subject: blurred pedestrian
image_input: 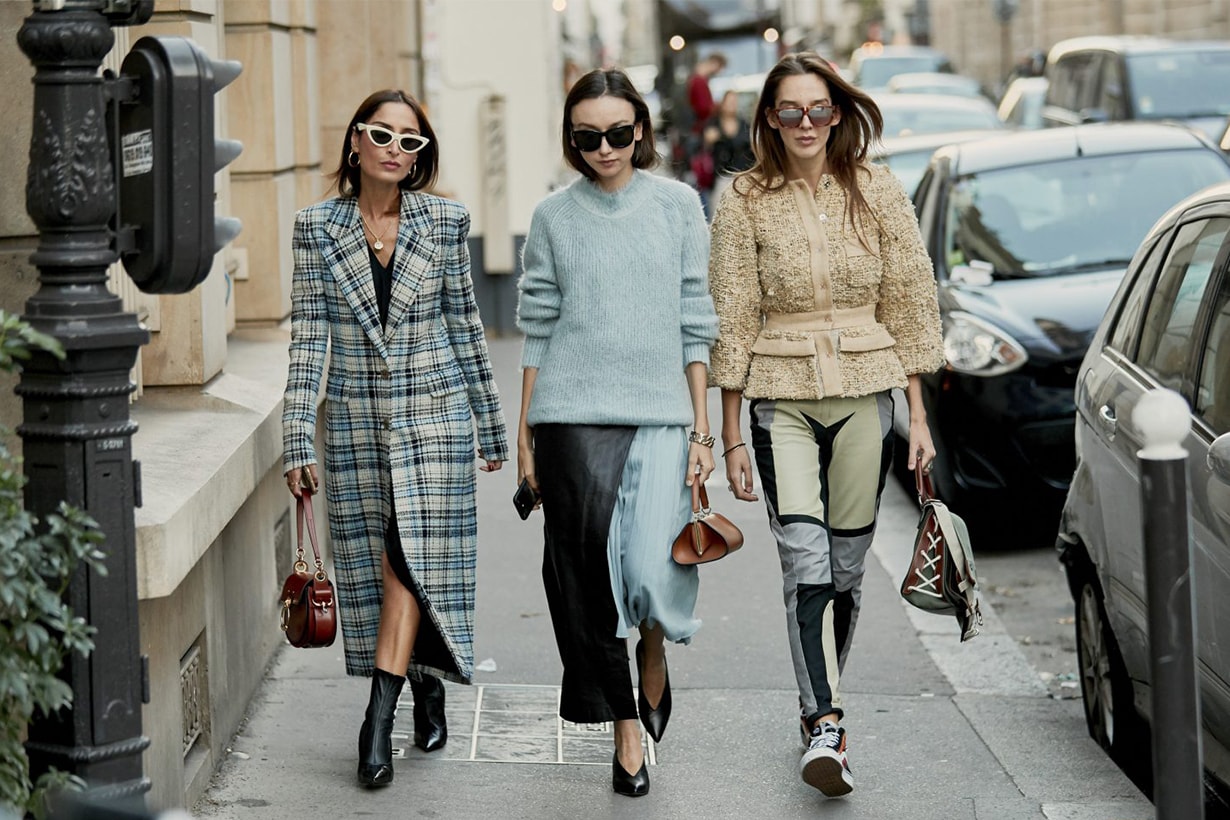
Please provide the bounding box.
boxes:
[516,68,719,798]
[684,52,727,211]
[708,89,755,214]
[281,88,508,789]
[707,52,944,798]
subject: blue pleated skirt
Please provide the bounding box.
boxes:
[606,425,701,644]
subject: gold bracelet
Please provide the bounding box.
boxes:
[688,430,716,448]
[722,442,746,457]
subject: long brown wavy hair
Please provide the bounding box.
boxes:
[740,52,884,238]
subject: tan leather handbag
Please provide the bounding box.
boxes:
[671,482,744,565]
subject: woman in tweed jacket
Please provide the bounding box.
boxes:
[707,54,944,798]
[282,89,508,789]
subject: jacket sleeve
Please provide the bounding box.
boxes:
[515,204,560,370]
[442,206,509,462]
[707,185,762,391]
[678,189,720,366]
[282,209,327,473]
[871,167,945,377]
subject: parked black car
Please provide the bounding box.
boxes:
[904,123,1230,539]
[1057,180,1230,795]
[1042,36,1230,141]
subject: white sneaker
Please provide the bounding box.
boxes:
[800,721,853,797]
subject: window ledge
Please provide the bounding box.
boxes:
[132,324,300,600]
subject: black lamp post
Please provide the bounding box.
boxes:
[16,0,153,806]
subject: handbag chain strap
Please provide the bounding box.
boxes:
[689,481,712,522]
[296,490,329,581]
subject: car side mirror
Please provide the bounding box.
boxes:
[950,260,994,286]
[1210,433,1230,484]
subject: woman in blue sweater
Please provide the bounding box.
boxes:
[516,68,719,797]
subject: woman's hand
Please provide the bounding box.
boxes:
[477,449,503,473]
[907,417,937,473]
[517,433,539,495]
[685,440,715,487]
[285,464,318,498]
[904,374,936,473]
[723,446,759,502]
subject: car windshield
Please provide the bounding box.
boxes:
[1127,50,1230,119]
[857,57,944,88]
[880,104,1001,136]
[943,148,1230,278]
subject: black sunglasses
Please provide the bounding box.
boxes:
[572,124,636,152]
[773,105,837,128]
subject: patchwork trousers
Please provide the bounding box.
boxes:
[750,392,894,723]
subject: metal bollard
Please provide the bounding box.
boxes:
[1132,388,1204,820]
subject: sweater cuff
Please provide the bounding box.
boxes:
[683,342,711,367]
[521,335,549,369]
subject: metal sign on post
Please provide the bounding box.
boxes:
[1133,388,1205,820]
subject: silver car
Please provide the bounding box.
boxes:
[1058,180,1230,792]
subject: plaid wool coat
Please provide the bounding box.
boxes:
[282,191,509,683]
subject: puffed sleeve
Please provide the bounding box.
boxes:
[870,166,945,376]
[707,183,762,391]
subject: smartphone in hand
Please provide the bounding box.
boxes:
[513,478,539,520]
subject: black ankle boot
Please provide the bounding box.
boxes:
[357,668,405,787]
[410,674,447,752]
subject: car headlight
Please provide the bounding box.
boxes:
[942,311,1028,377]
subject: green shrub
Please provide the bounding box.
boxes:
[0,311,105,818]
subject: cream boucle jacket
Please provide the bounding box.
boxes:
[708,163,944,400]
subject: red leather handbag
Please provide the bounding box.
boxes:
[280,490,337,648]
[671,482,744,565]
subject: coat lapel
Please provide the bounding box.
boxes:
[384,192,438,341]
[322,198,388,359]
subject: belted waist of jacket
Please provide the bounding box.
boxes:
[751,305,896,397]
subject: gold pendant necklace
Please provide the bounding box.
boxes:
[359,210,393,251]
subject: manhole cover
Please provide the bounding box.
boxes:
[391,683,655,766]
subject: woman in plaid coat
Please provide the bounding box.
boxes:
[282,89,508,789]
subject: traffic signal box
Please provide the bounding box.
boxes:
[112,36,242,294]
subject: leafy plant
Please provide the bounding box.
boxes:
[0,310,105,818]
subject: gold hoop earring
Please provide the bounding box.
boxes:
[347,150,359,168]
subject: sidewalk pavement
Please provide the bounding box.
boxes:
[193,338,1151,820]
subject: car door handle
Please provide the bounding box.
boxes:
[1097,404,1117,436]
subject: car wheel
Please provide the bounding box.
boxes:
[1074,576,1143,762]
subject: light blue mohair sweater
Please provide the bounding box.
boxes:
[517,170,719,427]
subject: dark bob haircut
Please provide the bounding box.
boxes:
[561,69,658,180]
[330,89,439,197]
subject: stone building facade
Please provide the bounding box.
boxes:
[0,0,562,810]
[929,0,1230,88]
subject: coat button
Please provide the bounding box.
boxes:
[379,367,390,379]
[383,419,391,430]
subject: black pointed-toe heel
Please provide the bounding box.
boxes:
[612,751,650,797]
[357,668,405,787]
[635,639,672,743]
[410,674,448,752]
